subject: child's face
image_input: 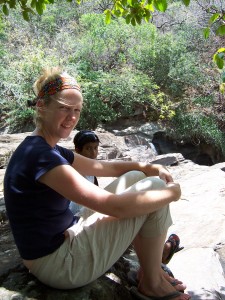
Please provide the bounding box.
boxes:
[77,142,99,159]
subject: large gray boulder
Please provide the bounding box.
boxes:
[168,162,225,299]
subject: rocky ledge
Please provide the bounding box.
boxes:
[0,126,225,300]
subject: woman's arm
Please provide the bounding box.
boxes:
[39,164,180,218]
[72,153,173,183]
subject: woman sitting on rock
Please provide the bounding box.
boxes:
[70,129,184,273]
[4,67,190,300]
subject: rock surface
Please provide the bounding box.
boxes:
[0,125,225,300]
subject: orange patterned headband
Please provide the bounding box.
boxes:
[38,75,81,98]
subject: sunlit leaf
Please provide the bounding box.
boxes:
[213,49,225,69]
[209,13,220,25]
[144,8,151,19]
[154,0,167,12]
[217,59,224,69]
[9,0,16,9]
[20,0,29,7]
[125,14,131,24]
[216,25,225,36]
[145,3,154,11]
[144,15,149,22]
[31,0,36,8]
[36,1,43,15]
[218,52,225,59]
[135,14,142,24]
[104,9,111,24]
[213,54,224,69]
[182,0,190,6]
[131,17,136,26]
[219,83,225,94]
[2,4,9,15]
[115,2,124,11]
[121,9,128,16]
[203,27,210,39]
[24,7,35,14]
[22,10,30,21]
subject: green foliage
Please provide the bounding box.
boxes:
[214,48,225,70]
[169,103,225,157]
[0,0,76,19]
[78,79,117,129]
[77,67,175,129]
[213,48,225,92]
[0,0,223,154]
[127,24,207,97]
[0,37,60,132]
[0,0,224,92]
[0,85,35,132]
[96,68,172,119]
[182,0,190,6]
[0,16,7,59]
[6,107,35,133]
[191,96,214,107]
[70,14,133,73]
[38,14,56,36]
[0,15,7,38]
[202,7,225,86]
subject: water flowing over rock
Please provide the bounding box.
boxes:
[0,125,225,300]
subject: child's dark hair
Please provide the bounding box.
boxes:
[73,130,100,150]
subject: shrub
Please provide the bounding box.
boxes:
[128,23,208,98]
[169,104,225,156]
[77,67,175,129]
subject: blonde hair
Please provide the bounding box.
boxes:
[33,67,63,97]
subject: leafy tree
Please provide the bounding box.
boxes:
[0,0,223,155]
[1,0,224,90]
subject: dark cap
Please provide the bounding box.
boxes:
[73,130,100,150]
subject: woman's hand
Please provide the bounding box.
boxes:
[158,166,174,183]
[166,182,181,201]
[140,163,174,183]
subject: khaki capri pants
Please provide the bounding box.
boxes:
[29,171,172,289]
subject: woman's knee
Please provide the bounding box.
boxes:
[104,170,146,194]
[122,170,146,182]
[147,177,167,190]
[124,176,166,193]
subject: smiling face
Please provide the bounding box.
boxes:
[36,89,83,146]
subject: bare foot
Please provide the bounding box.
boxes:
[136,267,186,292]
[162,269,187,291]
[138,273,191,300]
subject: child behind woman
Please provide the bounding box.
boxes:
[69,130,100,214]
